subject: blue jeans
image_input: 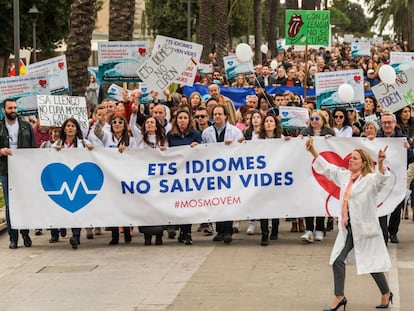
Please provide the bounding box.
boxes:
[1,175,29,242]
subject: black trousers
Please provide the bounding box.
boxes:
[304,216,325,232]
[216,221,233,235]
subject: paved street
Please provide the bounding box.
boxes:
[0,218,412,311]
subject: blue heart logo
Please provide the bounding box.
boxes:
[41,162,104,213]
[228,61,234,66]
[141,87,148,93]
[282,112,288,117]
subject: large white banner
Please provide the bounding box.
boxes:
[9,138,406,229]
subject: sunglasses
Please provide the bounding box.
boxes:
[112,120,125,125]
[334,115,344,119]
[195,115,207,119]
[310,117,320,121]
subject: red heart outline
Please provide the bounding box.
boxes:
[312,151,351,200]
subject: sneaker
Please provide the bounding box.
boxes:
[314,230,324,241]
[69,237,78,249]
[301,230,314,243]
[22,234,32,247]
[203,225,214,236]
[35,229,42,236]
[246,221,256,235]
[233,221,240,233]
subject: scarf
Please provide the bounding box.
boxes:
[341,172,361,228]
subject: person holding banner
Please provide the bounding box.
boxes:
[305,138,393,311]
[202,104,244,244]
[300,110,336,243]
[0,99,36,249]
[167,110,202,245]
[52,118,94,249]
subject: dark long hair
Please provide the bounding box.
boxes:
[110,114,130,147]
[60,118,84,147]
[142,116,166,148]
[259,114,282,139]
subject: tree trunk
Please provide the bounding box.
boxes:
[109,0,136,41]
[0,55,9,77]
[408,1,414,51]
[214,0,229,71]
[302,0,316,10]
[198,0,213,63]
[253,0,262,64]
[285,0,298,9]
[66,0,97,96]
[266,0,279,58]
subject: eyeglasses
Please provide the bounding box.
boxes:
[310,117,320,121]
[112,120,125,125]
[382,121,394,125]
[195,115,207,119]
[334,115,344,119]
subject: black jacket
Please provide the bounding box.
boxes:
[0,118,36,175]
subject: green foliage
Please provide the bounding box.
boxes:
[0,0,71,57]
[331,0,369,35]
[329,7,350,29]
[145,0,199,39]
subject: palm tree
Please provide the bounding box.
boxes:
[285,0,298,9]
[197,0,213,63]
[253,0,262,64]
[364,0,412,50]
[66,0,98,96]
[266,0,279,57]
[109,0,136,41]
[214,0,229,70]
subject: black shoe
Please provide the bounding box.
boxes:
[69,237,78,249]
[326,218,334,231]
[213,233,224,242]
[155,234,163,245]
[323,296,347,311]
[376,292,393,309]
[9,241,17,249]
[389,234,399,244]
[124,229,132,243]
[35,229,42,236]
[144,234,152,245]
[177,231,185,243]
[270,232,278,240]
[109,238,119,245]
[223,233,233,244]
[49,236,59,243]
[60,228,67,237]
[261,235,269,246]
[23,234,32,247]
[185,234,192,245]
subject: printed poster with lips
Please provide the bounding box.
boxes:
[285,10,330,46]
[97,41,149,82]
[0,74,50,117]
[26,55,69,95]
[315,69,365,110]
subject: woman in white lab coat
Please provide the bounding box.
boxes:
[306,137,393,311]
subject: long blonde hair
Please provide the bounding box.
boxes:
[354,149,375,176]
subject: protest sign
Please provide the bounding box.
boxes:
[315,69,365,110]
[0,74,50,116]
[390,51,414,73]
[98,41,149,82]
[285,10,330,46]
[9,138,405,228]
[152,35,203,86]
[26,55,69,94]
[106,84,131,102]
[136,43,187,94]
[197,63,213,75]
[350,40,371,57]
[37,95,89,129]
[223,54,254,80]
[279,106,309,129]
[372,68,414,113]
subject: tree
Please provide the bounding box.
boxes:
[285,0,298,9]
[145,0,198,40]
[253,0,262,64]
[66,0,98,96]
[0,0,71,77]
[265,0,279,57]
[198,0,213,62]
[332,0,368,35]
[109,0,135,41]
[329,7,351,35]
[214,0,229,70]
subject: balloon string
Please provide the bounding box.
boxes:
[247,62,274,109]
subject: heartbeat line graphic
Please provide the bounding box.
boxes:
[45,175,100,201]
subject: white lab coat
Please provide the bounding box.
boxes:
[313,156,392,275]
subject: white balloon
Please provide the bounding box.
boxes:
[337,83,354,103]
[260,44,268,54]
[270,60,278,70]
[378,65,396,84]
[235,43,252,63]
